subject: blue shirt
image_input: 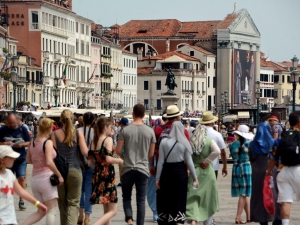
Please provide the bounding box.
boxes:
[0,125,30,158]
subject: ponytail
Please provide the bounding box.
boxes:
[238,135,246,155]
[60,109,75,147]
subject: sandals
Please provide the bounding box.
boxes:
[235,218,246,224]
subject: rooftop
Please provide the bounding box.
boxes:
[143,51,199,61]
[137,67,153,75]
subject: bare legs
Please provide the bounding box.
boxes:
[93,203,117,225]
[244,197,250,221]
[79,208,91,223]
[236,195,247,223]
[22,199,57,225]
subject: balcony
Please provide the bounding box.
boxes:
[43,75,50,84]
[54,53,61,62]
[19,77,27,83]
[66,80,77,89]
[43,51,49,60]
[41,24,71,38]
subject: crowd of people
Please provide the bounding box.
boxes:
[0,103,299,225]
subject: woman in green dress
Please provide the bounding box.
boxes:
[186,125,220,225]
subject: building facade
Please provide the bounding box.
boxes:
[91,34,101,109]
[259,66,274,113]
[122,50,137,110]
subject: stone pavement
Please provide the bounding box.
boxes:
[15,164,300,225]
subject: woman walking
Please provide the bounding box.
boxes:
[78,112,95,225]
[156,121,198,225]
[90,117,123,225]
[24,118,61,225]
[250,122,281,225]
[51,109,89,225]
[230,125,254,224]
[186,125,220,225]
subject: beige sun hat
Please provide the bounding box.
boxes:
[199,111,219,124]
[163,105,183,118]
[234,124,254,140]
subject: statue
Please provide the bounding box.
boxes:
[164,67,177,95]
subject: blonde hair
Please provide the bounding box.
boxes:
[60,109,75,147]
[38,118,53,136]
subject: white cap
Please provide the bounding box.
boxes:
[234,125,254,140]
[0,145,20,158]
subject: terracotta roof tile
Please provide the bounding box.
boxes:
[189,45,214,55]
[180,21,221,39]
[137,67,153,75]
[122,49,137,55]
[216,13,238,29]
[110,24,120,28]
[91,23,96,31]
[260,58,288,72]
[144,51,199,61]
[119,19,182,38]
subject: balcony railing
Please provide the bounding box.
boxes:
[54,53,61,62]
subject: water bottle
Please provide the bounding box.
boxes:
[269,176,274,188]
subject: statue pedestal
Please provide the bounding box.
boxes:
[161,95,180,109]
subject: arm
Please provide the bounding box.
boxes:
[0,141,13,146]
[45,140,63,184]
[204,140,221,164]
[116,140,124,156]
[50,132,57,149]
[273,133,279,140]
[77,130,88,156]
[218,135,228,177]
[14,180,47,213]
[266,159,277,176]
[184,150,197,181]
[155,141,165,182]
[26,145,32,164]
[104,137,123,165]
[149,143,155,176]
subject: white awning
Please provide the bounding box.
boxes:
[222,115,238,123]
[238,111,250,119]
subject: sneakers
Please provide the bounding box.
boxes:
[19,200,26,211]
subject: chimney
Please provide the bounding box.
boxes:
[166,38,170,52]
[153,52,157,56]
[95,24,102,36]
[137,47,143,61]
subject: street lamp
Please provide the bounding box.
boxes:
[224,90,228,112]
[10,70,18,113]
[224,97,228,113]
[220,99,224,114]
[255,80,261,124]
[11,55,19,68]
[290,55,300,112]
[52,76,60,107]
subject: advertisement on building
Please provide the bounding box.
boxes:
[233,50,256,105]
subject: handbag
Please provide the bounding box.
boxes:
[263,175,275,215]
[43,139,69,182]
[77,130,89,171]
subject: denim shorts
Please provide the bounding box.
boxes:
[11,160,27,178]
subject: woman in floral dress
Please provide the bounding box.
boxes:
[90,117,123,225]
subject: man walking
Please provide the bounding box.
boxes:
[267,112,300,225]
[0,113,31,210]
[116,104,156,225]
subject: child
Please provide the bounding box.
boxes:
[0,145,47,225]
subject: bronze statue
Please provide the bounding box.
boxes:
[164,67,177,95]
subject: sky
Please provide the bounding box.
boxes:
[72,0,300,62]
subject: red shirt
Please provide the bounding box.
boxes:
[154,121,190,142]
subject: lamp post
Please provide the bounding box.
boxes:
[220,99,224,114]
[255,80,261,124]
[224,90,228,112]
[291,55,299,112]
[52,76,60,107]
[82,91,87,108]
[10,55,20,113]
[150,99,154,115]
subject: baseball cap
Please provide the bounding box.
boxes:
[0,145,20,158]
[190,121,197,126]
[119,118,129,125]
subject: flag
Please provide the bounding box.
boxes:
[62,63,67,85]
[1,55,8,72]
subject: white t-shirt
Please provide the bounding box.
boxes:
[77,126,94,149]
[206,126,226,171]
[187,127,195,138]
[22,105,28,111]
[0,169,17,225]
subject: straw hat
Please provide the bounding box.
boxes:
[234,125,254,140]
[199,111,218,124]
[268,115,279,122]
[163,105,183,118]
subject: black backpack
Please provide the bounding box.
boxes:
[277,130,300,166]
[43,139,69,181]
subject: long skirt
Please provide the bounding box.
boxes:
[157,161,188,225]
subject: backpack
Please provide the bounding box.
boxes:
[154,124,171,160]
[43,139,69,181]
[277,130,300,166]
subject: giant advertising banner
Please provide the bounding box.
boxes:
[233,50,256,105]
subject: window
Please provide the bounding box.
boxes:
[157,99,162,110]
[156,80,161,90]
[214,62,216,69]
[208,77,210,88]
[208,62,210,69]
[274,75,279,83]
[31,11,39,29]
[282,75,285,83]
[213,77,216,88]
[53,41,56,53]
[76,39,79,54]
[287,76,291,83]
[144,99,149,110]
[124,58,125,67]
[86,25,89,36]
[76,22,78,32]
[190,51,194,57]
[81,24,84,34]
[86,42,89,56]
[81,41,84,55]
[144,81,149,90]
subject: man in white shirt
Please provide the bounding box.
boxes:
[187,121,197,138]
[22,104,28,111]
[199,111,227,178]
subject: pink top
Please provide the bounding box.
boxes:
[30,138,57,176]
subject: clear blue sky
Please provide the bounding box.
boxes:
[73,0,300,62]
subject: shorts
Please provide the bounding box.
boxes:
[31,172,58,202]
[10,160,27,178]
[277,166,300,203]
